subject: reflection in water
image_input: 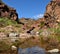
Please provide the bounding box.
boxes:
[18,46,45,54]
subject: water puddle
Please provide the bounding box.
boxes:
[18,46,45,54]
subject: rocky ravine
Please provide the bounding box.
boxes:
[20,0,60,31]
[0,0,60,40]
[0,0,60,53]
[0,0,60,31]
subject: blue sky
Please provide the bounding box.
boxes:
[3,0,51,19]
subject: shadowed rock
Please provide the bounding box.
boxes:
[0,1,18,22]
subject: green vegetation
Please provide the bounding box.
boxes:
[0,29,5,32]
[39,29,43,33]
[40,21,45,28]
[48,27,60,35]
[12,40,21,47]
[0,17,60,51]
[0,17,17,27]
[0,41,10,51]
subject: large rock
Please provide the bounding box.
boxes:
[0,1,18,22]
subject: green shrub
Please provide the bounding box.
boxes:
[12,40,21,47]
[40,21,45,28]
[0,41,10,51]
[0,17,17,27]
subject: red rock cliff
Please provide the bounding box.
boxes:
[0,2,18,22]
[44,0,60,28]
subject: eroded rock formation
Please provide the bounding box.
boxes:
[0,1,18,22]
[44,0,60,28]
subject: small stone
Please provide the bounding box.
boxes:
[11,45,17,50]
[47,49,59,53]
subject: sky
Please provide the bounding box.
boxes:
[3,0,51,19]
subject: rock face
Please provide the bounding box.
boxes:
[44,0,60,28]
[0,1,18,22]
[0,0,60,32]
[21,0,60,31]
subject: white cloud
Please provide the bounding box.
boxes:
[33,14,44,19]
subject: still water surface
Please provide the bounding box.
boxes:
[18,46,45,54]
